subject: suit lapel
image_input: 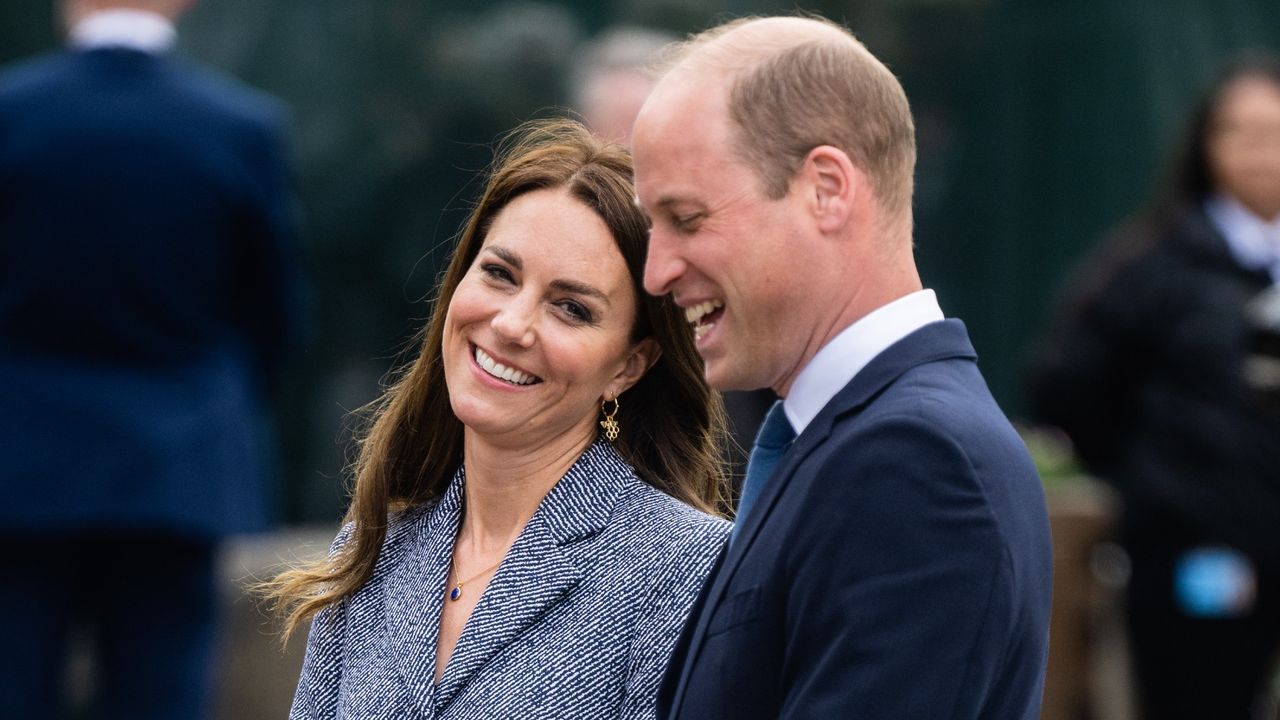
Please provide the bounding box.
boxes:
[432,512,580,710]
[433,440,631,712]
[667,319,978,716]
[664,421,831,716]
[658,537,727,717]
[382,477,465,719]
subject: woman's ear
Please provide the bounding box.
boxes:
[608,338,661,398]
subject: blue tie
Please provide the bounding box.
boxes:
[732,401,796,543]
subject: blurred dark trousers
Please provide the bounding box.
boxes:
[1123,507,1280,720]
[0,530,218,720]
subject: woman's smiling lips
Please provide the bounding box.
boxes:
[469,343,543,388]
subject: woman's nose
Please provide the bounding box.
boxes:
[490,297,537,347]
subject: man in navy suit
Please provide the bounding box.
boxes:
[0,0,304,716]
[633,15,1053,719]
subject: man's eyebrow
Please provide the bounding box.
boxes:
[485,245,522,270]
[551,278,611,306]
[653,196,706,218]
[636,190,693,210]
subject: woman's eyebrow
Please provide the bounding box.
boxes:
[486,245,522,270]
[486,244,611,306]
[551,278,611,306]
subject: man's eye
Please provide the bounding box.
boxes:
[674,213,704,232]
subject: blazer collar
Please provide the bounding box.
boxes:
[799,318,976,439]
[382,439,634,716]
[732,318,977,580]
[532,438,633,544]
[69,9,176,54]
[1175,204,1276,284]
[668,319,977,712]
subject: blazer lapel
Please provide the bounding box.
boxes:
[382,476,465,720]
[433,440,630,712]
[664,419,831,716]
[658,538,727,717]
[667,319,978,715]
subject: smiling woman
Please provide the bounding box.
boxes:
[267,118,731,720]
[442,186,655,446]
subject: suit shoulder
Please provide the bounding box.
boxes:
[323,502,436,584]
[817,368,1050,566]
[600,482,727,621]
[0,51,75,101]
[850,359,1023,452]
[620,481,729,544]
[610,481,729,576]
[327,521,356,556]
[162,56,288,129]
[829,378,1038,494]
[383,503,435,551]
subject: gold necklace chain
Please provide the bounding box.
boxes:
[448,551,504,602]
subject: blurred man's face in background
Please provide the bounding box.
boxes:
[578,69,654,147]
[60,0,196,32]
[1208,75,1280,220]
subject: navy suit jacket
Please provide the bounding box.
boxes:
[0,47,304,537]
[291,440,730,719]
[659,319,1054,719]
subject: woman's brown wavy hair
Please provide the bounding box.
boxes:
[266,118,728,639]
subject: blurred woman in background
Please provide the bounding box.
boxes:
[270,119,729,719]
[1029,55,1280,719]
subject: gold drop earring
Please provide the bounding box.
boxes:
[600,394,621,441]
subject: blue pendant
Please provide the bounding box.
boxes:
[449,586,461,601]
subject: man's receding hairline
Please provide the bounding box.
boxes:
[649,21,869,188]
[667,16,860,80]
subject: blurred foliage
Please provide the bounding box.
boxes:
[1017,425,1086,487]
[4,0,1279,522]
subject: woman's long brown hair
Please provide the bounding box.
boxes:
[265,119,728,640]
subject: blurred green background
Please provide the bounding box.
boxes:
[4,0,1279,523]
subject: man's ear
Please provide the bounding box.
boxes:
[800,145,857,234]
[608,338,662,398]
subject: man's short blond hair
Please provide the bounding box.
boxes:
[669,16,916,224]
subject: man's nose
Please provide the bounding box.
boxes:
[643,228,685,297]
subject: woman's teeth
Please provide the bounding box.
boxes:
[474,346,539,385]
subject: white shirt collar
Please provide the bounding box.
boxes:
[69,9,176,54]
[1204,193,1280,282]
[782,289,945,434]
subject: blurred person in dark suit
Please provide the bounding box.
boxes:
[0,0,305,717]
[1029,54,1280,720]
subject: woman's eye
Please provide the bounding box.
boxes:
[481,263,514,283]
[558,300,593,323]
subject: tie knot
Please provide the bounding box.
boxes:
[756,401,796,450]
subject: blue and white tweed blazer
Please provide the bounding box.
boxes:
[290,440,730,719]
